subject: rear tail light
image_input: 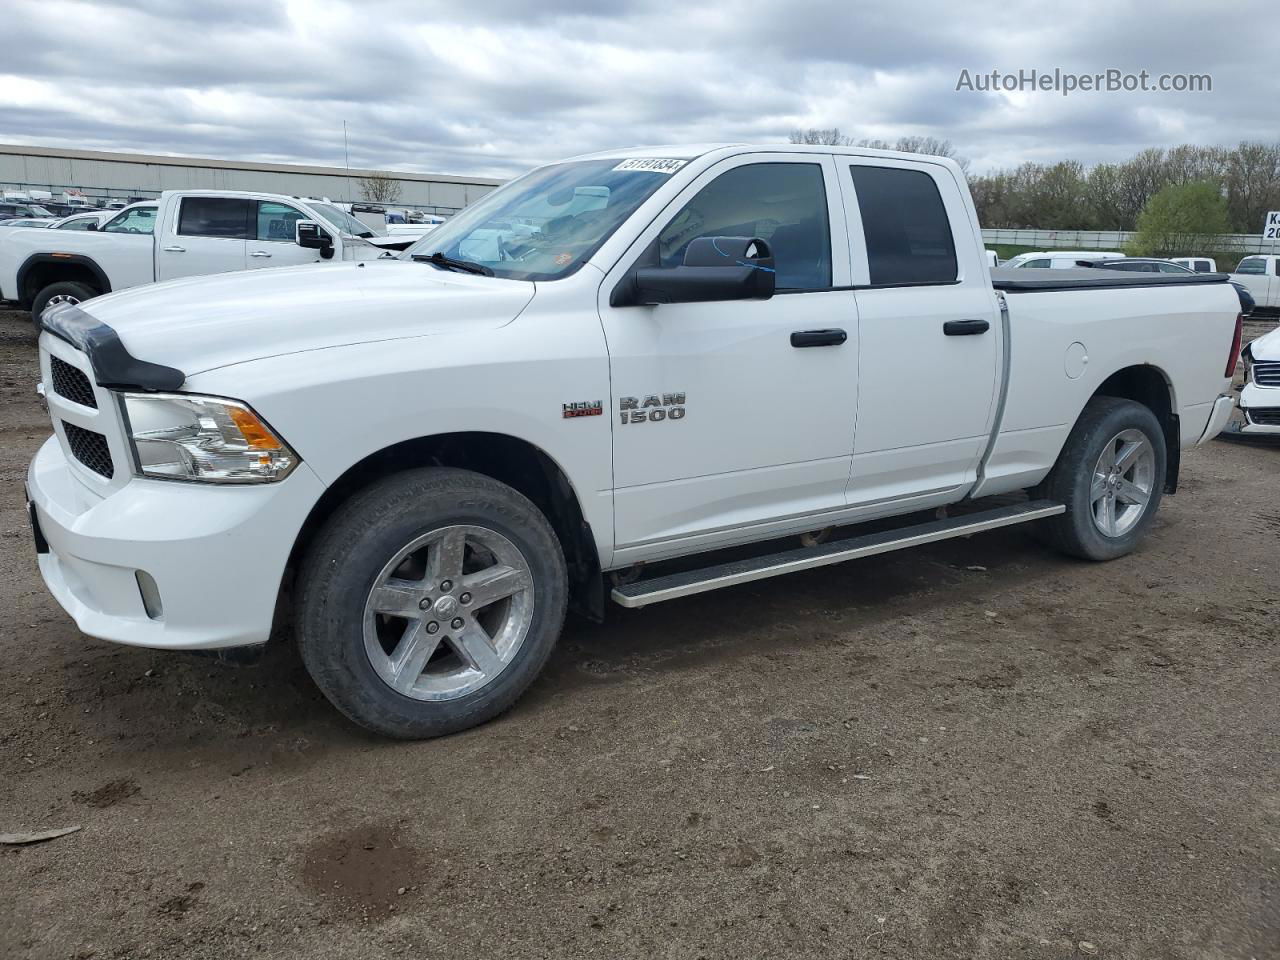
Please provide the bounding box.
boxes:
[1226,313,1243,378]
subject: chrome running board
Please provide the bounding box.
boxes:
[610,500,1065,609]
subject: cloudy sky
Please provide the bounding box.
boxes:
[1,0,1275,179]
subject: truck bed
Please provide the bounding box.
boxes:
[991,266,1232,292]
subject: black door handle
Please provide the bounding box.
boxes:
[790,328,847,348]
[943,318,990,336]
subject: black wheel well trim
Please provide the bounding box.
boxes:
[278,432,605,636]
[17,252,111,308]
[1090,363,1180,494]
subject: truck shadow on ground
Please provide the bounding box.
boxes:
[527,525,1088,699]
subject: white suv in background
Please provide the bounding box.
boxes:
[1170,257,1218,273]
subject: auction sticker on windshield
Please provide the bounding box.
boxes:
[612,158,688,174]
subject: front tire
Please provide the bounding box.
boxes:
[1033,397,1166,561]
[31,281,96,322]
[296,467,567,739]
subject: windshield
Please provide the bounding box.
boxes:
[403,158,679,281]
[309,202,375,239]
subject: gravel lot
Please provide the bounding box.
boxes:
[1,308,1277,960]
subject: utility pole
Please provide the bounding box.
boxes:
[343,120,353,205]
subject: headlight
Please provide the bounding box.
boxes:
[121,392,298,483]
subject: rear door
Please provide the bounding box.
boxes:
[246,200,323,269]
[837,158,1001,508]
[158,196,248,281]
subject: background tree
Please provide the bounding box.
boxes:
[788,128,852,146]
[1129,181,1231,257]
[790,133,1280,233]
[1225,141,1280,233]
[787,129,969,171]
[357,172,403,205]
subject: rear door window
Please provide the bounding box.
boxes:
[177,197,252,239]
[849,165,957,285]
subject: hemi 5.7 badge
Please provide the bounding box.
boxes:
[563,401,603,418]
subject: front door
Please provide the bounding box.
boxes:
[598,154,860,559]
[246,200,323,269]
[836,158,1002,508]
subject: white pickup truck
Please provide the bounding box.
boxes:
[1231,254,1280,312]
[27,143,1241,739]
[0,189,396,318]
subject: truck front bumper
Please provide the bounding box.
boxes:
[27,435,326,650]
[1238,383,1280,434]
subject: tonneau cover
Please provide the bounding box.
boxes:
[991,266,1232,292]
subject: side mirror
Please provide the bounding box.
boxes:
[296,219,334,259]
[612,236,775,307]
[86,223,97,231]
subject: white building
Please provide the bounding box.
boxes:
[0,143,503,216]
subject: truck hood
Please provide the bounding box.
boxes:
[76,259,535,376]
[1248,325,1280,362]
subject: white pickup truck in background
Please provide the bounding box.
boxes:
[1230,254,1280,312]
[0,190,396,318]
[27,143,1241,739]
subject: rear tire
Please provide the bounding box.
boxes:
[1032,397,1166,561]
[296,467,567,739]
[31,281,96,322]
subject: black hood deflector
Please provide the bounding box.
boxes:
[39,304,186,391]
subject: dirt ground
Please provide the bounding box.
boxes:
[1,308,1277,960]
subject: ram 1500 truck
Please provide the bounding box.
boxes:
[0,190,394,318]
[27,143,1241,738]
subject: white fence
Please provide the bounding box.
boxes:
[981,228,1280,255]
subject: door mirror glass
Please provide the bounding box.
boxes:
[296,219,334,258]
[615,236,775,306]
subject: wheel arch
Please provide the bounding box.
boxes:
[1090,363,1180,493]
[17,253,111,309]
[282,431,604,628]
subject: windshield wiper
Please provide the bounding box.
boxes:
[411,251,493,276]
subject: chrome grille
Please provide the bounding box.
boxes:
[1246,408,1280,426]
[50,355,97,408]
[62,421,114,478]
[1252,360,1280,387]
